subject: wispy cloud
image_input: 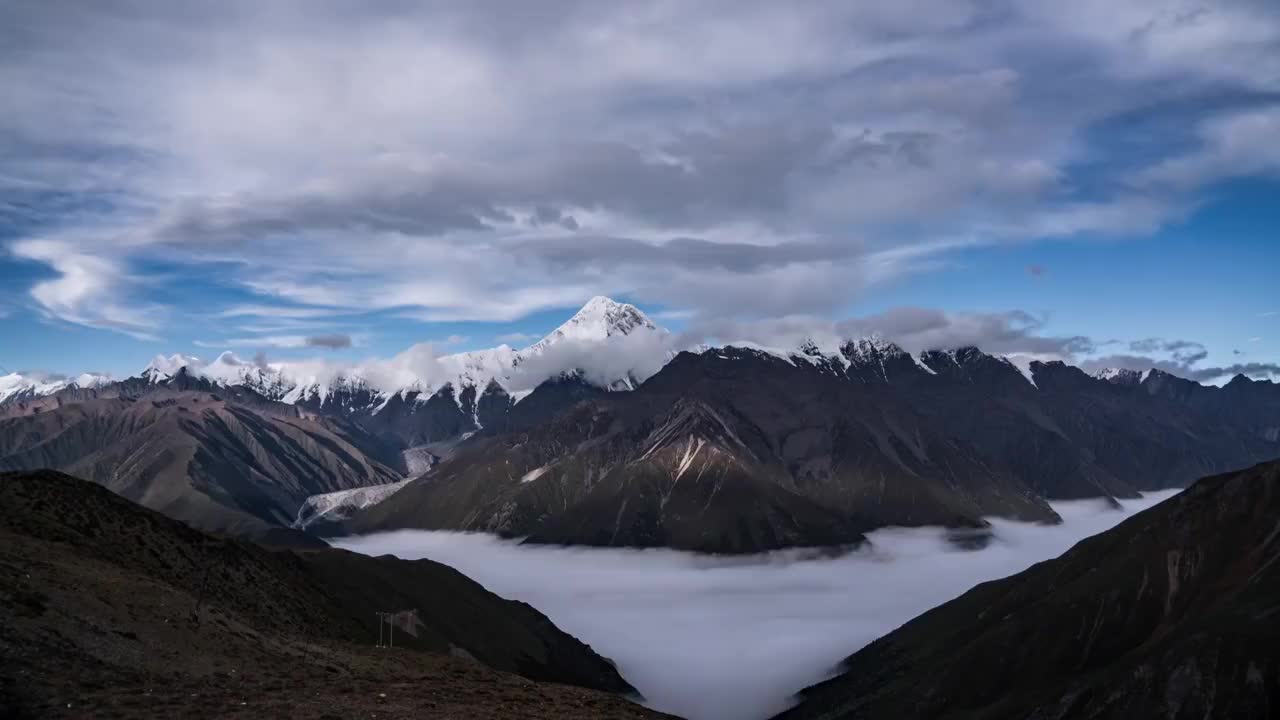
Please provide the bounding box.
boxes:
[195,333,355,350]
[218,305,353,320]
[9,238,162,340]
[3,1,1278,332]
[495,332,536,345]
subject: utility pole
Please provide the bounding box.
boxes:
[375,612,395,648]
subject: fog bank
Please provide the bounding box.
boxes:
[333,490,1180,720]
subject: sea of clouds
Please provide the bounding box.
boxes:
[332,490,1181,720]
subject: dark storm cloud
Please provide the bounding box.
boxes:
[304,334,353,350]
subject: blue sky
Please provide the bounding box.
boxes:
[1,1,1277,383]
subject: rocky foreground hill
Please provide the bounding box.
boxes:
[772,459,1280,720]
[0,470,667,720]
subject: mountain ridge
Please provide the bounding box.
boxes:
[772,458,1280,720]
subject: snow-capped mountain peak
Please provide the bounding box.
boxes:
[142,353,201,382]
[526,296,659,353]
[1095,367,1150,385]
[0,370,112,405]
[119,297,673,415]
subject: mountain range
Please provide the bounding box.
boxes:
[3,297,1278,552]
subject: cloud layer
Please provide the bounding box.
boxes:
[334,490,1181,720]
[4,0,1280,340]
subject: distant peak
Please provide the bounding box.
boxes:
[841,335,907,358]
[580,295,625,311]
[1095,367,1147,385]
[530,296,659,349]
[142,353,201,381]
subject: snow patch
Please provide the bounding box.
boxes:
[293,479,414,529]
[674,437,707,481]
[521,465,551,484]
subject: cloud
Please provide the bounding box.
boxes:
[1139,105,1280,190]
[505,331,679,393]
[333,491,1180,720]
[1079,353,1280,383]
[841,308,1097,357]
[218,305,351,319]
[305,333,353,349]
[4,1,1279,330]
[1126,338,1208,365]
[8,239,161,340]
[195,333,354,349]
[1078,336,1280,382]
[495,332,536,345]
[1188,362,1280,382]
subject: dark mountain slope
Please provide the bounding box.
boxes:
[348,348,1058,553]
[773,458,1280,720]
[0,384,404,543]
[838,341,1280,499]
[1030,363,1275,491]
[0,470,662,719]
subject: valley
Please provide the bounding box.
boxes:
[332,491,1179,720]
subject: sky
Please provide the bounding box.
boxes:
[1,0,1277,382]
[333,490,1182,720]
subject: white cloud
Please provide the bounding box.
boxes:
[218,304,352,319]
[9,239,161,340]
[3,1,1278,331]
[495,332,536,345]
[334,490,1181,720]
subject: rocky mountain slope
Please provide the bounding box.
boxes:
[348,346,1059,552]
[772,459,1280,720]
[346,336,1279,552]
[0,470,665,720]
[0,372,404,544]
[5,298,1278,551]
